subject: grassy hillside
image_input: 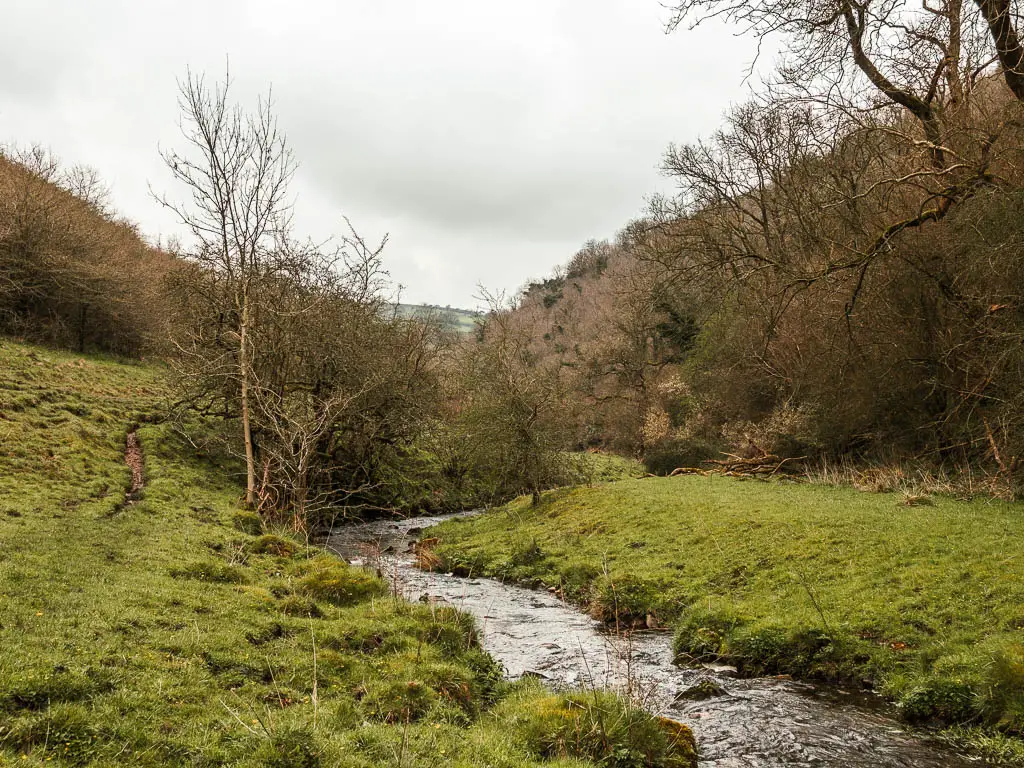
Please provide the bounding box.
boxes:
[0,340,694,767]
[427,476,1024,756]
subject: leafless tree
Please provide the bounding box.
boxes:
[457,290,575,505]
[156,69,297,507]
[663,0,1024,297]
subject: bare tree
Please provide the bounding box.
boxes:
[457,291,576,505]
[664,0,1024,295]
[156,70,296,507]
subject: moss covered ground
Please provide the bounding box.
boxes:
[0,340,694,768]
[427,474,1024,753]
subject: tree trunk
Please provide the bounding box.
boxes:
[78,303,88,353]
[240,292,257,508]
[296,448,309,524]
[947,0,965,106]
[976,0,1024,101]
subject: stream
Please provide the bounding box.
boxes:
[325,513,977,768]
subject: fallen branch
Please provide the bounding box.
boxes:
[669,453,806,479]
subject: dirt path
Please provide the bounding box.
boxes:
[124,426,145,501]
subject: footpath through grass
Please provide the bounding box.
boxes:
[0,340,696,768]
[428,474,1024,755]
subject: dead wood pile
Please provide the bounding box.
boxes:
[668,453,805,479]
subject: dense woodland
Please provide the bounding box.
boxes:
[5,0,1024,527]
[0,147,172,355]
[502,0,1024,497]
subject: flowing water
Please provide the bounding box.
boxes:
[326,513,977,768]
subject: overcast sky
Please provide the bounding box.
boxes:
[0,1,762,308]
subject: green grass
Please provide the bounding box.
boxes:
[428,475,1024,741]
[570,453,646,485]
[0,339,693,767]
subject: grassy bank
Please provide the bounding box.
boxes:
[427,474,1024,747]
[0,340,695,768]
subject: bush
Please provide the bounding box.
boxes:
[495,681,697,767]
[295,557,386,606]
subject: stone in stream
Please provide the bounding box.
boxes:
[700,662,739,677]
[675,678,729,702]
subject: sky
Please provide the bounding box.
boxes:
[0,1,763,309]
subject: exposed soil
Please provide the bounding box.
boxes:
[124,425,145,501]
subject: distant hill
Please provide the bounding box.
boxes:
[396,303,482,333]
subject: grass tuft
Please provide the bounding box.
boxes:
[495,679,696,767]
[247,534,299,557]
[169,560,249,584]
[295,557,387,606]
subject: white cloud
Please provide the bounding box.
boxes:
[0,0,764,305]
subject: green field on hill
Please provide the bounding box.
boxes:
[395,304,482,334]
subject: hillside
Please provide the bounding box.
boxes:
[0,339,694,768]
[396,303,482,334]
[0,150,174,356]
